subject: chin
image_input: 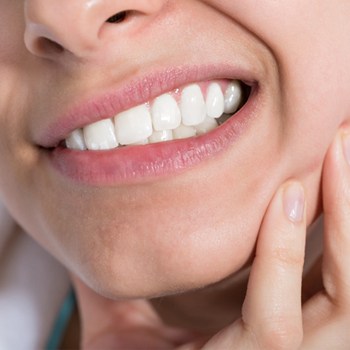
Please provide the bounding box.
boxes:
[63,209,261,300]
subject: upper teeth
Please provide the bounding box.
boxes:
[65,80,243,151]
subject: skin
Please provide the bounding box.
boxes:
[1,0,350,348]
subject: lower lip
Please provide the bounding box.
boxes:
[48,88,259,186]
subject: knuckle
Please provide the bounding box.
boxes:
[270,245,304,268]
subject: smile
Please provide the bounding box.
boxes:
[41,65,260,185]
[65,80,246,151]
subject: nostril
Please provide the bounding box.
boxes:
[36,37,64,55]
[106,11,128,24]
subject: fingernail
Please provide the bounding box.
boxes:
[342,132,350,166]
[283,182,305,223]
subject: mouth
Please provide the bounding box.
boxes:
[40,66,259,185]
[63,79,250,151]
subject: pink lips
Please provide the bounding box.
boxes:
[40,65,260,185]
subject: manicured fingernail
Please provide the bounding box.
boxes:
[342,132,350,166]
[283,182,305,223]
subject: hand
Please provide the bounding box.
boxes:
[182,129,350,350]
[77,129,350,350]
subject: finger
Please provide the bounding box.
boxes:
[241,181,306,349]
[322,129,350,308]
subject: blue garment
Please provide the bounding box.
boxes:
[46,288,76,350]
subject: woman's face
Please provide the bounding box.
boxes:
[0,0,349,298]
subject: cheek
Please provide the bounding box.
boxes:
[0,2,27,62]
[220,0,350,133]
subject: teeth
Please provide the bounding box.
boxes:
[83,119,118,150]
[149,130,173,143]
[66,129,87,150]
[65,80,246,150]
[151,94,181,131]
[224,81,243,114]
[115,105,153,145]
[173,124,196,140]
[180,84,207,126]
[195,116,218,136]
[206,83,225,119]
[132,139,149,145]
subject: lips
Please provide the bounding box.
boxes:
[38,65,260,185]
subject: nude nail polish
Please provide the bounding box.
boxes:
[283,182,305,223]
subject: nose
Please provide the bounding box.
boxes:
[24,0,166,60]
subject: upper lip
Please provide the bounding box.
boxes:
[37,63,260,149]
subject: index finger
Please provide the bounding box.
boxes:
[242,181,306,348]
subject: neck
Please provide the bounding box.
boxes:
[150,266,250,333]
